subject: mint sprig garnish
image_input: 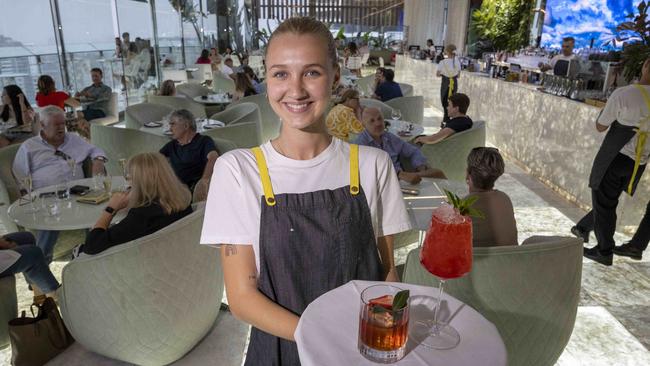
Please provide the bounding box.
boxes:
[445,189,485,219]
[392,290,409,311]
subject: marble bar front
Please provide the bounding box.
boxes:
[395,55,648,233]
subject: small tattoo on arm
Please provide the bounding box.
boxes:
[248,274,257,281]
[224,245,238,257]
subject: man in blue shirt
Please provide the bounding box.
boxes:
[372,69,403,102]
[354,107,446,184]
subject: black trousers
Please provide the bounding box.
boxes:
[631,200,650,250]
[576,154,646,254]
[440,76,458,124]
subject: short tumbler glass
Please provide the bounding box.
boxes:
[358,284,410,364]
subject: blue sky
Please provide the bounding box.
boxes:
[542,0,641,49]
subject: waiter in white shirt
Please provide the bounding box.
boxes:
[573,58,650,266]
[437,44,461,124]
[540,37,578,74]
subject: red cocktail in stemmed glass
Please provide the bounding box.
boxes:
[415,193,475,349]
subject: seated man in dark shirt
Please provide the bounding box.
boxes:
[355,107,446,184]
[372,68,403,102]
[414,93,473,145]
[159,109,219,190]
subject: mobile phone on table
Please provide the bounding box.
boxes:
[70,185,90,195]
[401,188,420,195]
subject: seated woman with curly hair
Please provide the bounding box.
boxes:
[326,88,364,141]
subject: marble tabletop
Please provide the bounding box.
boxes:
[402,178,468,232]
[7,177,127,231]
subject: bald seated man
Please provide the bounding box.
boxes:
[354,107,446,184]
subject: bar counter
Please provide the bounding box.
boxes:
[395,55,648,233]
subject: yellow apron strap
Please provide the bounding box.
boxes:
[448,78,455,99]
[628,84,650,194]
[349,144,360,195]
[251,147,276,206]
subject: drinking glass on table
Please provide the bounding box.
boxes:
[391,109,401,123]
[358,284,410,363]
[415,205,472,349]
[103,175,112,194]
[65,156,76,200]
[118,158,129,191]
[19,175,38,213]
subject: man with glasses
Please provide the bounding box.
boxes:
[13,105,107,263]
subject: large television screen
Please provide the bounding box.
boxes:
[541,0,641,50]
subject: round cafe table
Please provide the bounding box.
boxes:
[386,120,425,142]
[193,94,232,106]
[402,178,467,232]
[295,280,507,366]
[139,118,225,138]
[7,177,127,231]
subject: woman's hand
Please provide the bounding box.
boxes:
[17,93,26,107]
[107,191,130,211]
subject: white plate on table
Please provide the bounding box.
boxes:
[198,119,225,129]
[144,121,163,128]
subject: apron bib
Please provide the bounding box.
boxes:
[244,144,383,366]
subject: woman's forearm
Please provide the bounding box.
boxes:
[221,244,300,341]
[229,286,300,341]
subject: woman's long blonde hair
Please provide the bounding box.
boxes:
[127,152,191,214]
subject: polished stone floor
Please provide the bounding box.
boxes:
[1,106,649,365]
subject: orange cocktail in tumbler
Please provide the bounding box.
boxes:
[358,285,410,363]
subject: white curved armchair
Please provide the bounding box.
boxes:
[228,94,280,142]
[58,207,223,366]
[386,96,424,124]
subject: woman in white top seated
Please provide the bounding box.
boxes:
[437,44,461,124]
[200,16,411,366]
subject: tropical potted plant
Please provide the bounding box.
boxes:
[613,1,650,82]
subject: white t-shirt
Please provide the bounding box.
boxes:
[200,138,412,271]
[438,57,461,78]
[598,84,650,164]
[549,53,578,68]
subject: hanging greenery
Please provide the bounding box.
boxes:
[613,1,650,82]
[472,0,534,52]
[169,0,206,41]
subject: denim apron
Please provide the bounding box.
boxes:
[244,144,384,366]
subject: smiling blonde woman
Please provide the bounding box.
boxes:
[200,17,411,366]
